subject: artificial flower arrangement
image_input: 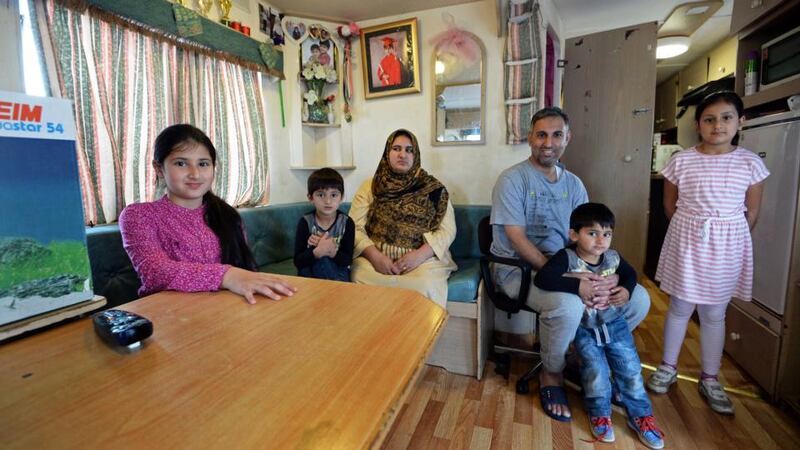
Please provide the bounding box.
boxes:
[301,61,338,123]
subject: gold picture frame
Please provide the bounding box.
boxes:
[359,18,421,99]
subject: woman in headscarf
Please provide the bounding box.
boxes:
[349,129,457,307]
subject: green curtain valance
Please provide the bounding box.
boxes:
[58,0,284,79]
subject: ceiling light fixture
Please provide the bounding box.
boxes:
[656,36,691,59]
[685,6,710,15]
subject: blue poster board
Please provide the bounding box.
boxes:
[0,91,94,326]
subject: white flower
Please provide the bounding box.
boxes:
[303,90,318,105]
[325,68,337,83]
[313,64,327,79]
[302,66,314,80]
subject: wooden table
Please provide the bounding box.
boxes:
[0,277,447,449]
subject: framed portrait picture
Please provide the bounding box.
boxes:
[359,18,420,99]
[299,25,337,71]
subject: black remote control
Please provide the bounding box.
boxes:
[92,309,153,349]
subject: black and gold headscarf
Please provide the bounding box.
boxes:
[366,129,449,250]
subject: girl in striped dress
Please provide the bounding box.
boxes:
[647,92,769,415]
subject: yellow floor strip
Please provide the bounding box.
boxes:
[641,362,760,398]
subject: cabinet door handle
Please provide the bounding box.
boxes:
[729,332,741,341]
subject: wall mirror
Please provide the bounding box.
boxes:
[432,32,485,145]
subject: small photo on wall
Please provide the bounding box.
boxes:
[300,34,337,70]
[359,18,420,99]
[258,3,284,45]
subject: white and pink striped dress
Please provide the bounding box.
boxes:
[655,147,769,304]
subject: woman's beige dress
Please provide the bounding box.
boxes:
[349,179,457,308]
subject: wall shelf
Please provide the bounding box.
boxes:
[734,0,800,112]
[301,122,341,128]
[743,78,800,110]
[283,23,353,170]
[289,165,356,170]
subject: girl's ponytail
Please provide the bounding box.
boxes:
[203,192,257,271]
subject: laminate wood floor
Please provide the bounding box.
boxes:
[382,278,800,449]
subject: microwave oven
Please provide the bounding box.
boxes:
[760,25,800,90]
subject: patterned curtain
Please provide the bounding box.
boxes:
[504,0,545,144]
[36,0,270,225]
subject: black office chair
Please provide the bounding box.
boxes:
[478,216,543,394]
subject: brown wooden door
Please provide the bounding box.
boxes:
[561,22,657,272]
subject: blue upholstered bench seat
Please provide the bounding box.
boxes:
[86,202,489,309]
[261,259,295,276]
[448,259,480,302]
[262,257,480,302]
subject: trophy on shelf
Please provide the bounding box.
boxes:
[218,0,232,26]
[197,0,213,18]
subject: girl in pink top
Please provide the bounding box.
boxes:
[119,124,296,304]
[648,92,769,415]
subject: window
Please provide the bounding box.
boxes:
[30,0,271,224]
[18,0,46,96]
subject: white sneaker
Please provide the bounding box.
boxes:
[646,364,677,394]
[699,378,735,415]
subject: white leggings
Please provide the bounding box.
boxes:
[662,296,729,376]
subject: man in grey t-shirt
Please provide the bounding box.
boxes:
[490,107,651,422]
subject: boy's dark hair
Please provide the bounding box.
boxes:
[320,40,330,49]
[695,90,744,145]
[307,167,344,196]
[530,106,570,129]
[570,202,615,232]
[311,44,320,51]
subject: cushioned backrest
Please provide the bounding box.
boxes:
[239,203,309,268]
[239,203,352,268]
[85,225,141,308]
[450,205,491,259]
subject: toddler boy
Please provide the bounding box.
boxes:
[293,168,354,281]
[534,203,664,449]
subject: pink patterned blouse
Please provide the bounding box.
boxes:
[119,195,231,297]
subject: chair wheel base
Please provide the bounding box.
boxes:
[493,352,511,379]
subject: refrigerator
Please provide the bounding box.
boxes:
[740,110,800,315]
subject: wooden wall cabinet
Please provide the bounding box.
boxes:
[726,301,781,394]
[707,37,737,81]
[730,0,783,35]
[733,0,800,111]
[654,74,679,131]
[679,56,708,95]
[654,37,736,133]
[654,87,663,130]
[778,273,800,413]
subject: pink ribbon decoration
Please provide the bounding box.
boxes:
[428,13,480,65]
[337,22,360,122]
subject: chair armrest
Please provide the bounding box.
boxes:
[481,254,532,272]
[480,254,534,315]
